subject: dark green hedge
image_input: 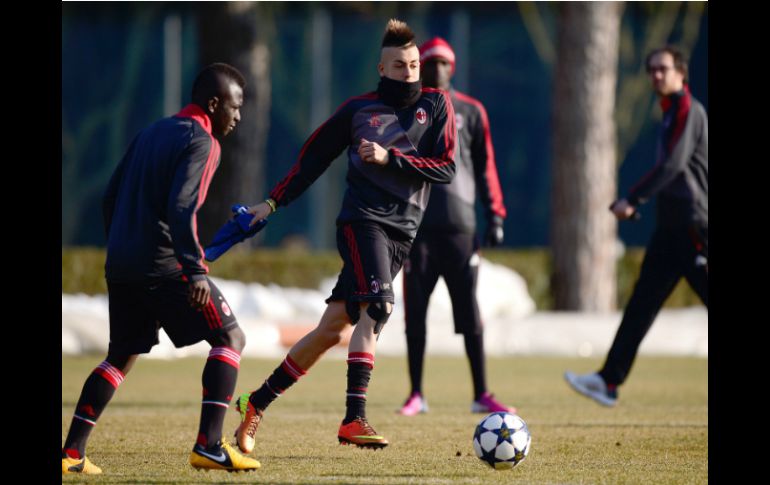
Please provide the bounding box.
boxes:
[62,247,701,310]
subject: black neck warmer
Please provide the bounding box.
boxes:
[377,76,422,109]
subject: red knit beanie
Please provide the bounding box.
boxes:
[419,37,456,74]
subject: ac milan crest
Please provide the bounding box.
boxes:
[416,107,427,124]
[455,113,464,131]
[221,301,232,316]
[369,113,382,128]
[370,279,380,294]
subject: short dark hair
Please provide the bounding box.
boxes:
[191,63,246,104]
[381,19,416,49]
[646,46,688,83]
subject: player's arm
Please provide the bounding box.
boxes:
[247,101,353,223]
[626,107,704,207]
[270,104,353,204]
[386,92,457,184]
[166,135,217,287]
[469,102,507,246]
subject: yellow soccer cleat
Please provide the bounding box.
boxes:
[62,455,102,474]
[189,438,261,472]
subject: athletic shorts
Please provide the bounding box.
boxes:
[106,276,238,355]
[326,221,412,322]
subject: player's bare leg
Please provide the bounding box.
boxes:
[235,301,352,453]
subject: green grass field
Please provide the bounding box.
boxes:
[62,355,707,484]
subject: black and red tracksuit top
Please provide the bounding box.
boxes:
[269,86,457,240]
[103,104,220,283]
[419,88,506,234]
[627,85,708,228]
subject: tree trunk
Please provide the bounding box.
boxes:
[551,2,623,311]
[196,2,273,248]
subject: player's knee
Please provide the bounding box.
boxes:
[345,299,362,324]
[210,325,246,353]
[366,301,392,322]
[227,325,247,353]
[106,353,138,375]
[316,325,344,348]
[405,325,426,340]
[367,302,392,334]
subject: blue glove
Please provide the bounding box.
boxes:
[204,205,268,262]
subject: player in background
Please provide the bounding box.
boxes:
[565,46,708,407]
[232,19,456,452]
[62,63,260,474]
[398,37,515,416]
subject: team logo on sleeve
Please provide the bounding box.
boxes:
[370,279,380,294]
[455,113,464,131]
[221,301,232,316]
[416,108,427,124]
[369,113,382,128]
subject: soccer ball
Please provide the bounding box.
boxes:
[472,412,531,470]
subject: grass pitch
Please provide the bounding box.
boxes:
[63,355,707,484]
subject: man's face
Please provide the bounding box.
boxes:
[421,57,453,90]
[379,45,420,82]
[647,52,684,97]
[210,81,243,138]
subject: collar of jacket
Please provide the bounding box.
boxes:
[176,104,213,135]
[660,84,691,113]
[377,76,423,109]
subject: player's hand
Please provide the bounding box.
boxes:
[485,215,504,247]
[610,199,637,220]
[359,138,389,165]
[188,279,211,310]
[247,202,273,226]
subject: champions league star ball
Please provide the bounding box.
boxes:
[472,412,531,470]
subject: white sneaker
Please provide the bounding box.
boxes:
[564,371,618,407]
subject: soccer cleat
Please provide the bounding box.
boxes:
[564,371,618,407]
[62,455,102,474]
[398,391,429,416]
[233,392,263,454]
[189,438,261,472]
[471,392,518,414]
[338,417,389,449]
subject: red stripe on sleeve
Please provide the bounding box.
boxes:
[270,93,378,204]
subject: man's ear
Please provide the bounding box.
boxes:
[207,96,220,114]
[377,62,385,77]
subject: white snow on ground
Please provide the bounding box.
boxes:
[62,258,706,359]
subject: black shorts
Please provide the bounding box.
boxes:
[403,231,482,335]
[106,276,238,355]
[327,221,412,321]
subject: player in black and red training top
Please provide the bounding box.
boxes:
[62,63,260,474]
[397,37,516,417]
[232,19,456,451]
[565,46,708,407]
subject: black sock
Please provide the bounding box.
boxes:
[62,361,126,459]
[249,354,306,411]
[344,352,374,424]
[406,331,426,395]
[196,347,240,448]
[464,332,487,401]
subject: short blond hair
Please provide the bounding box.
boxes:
[381,18,416,48]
